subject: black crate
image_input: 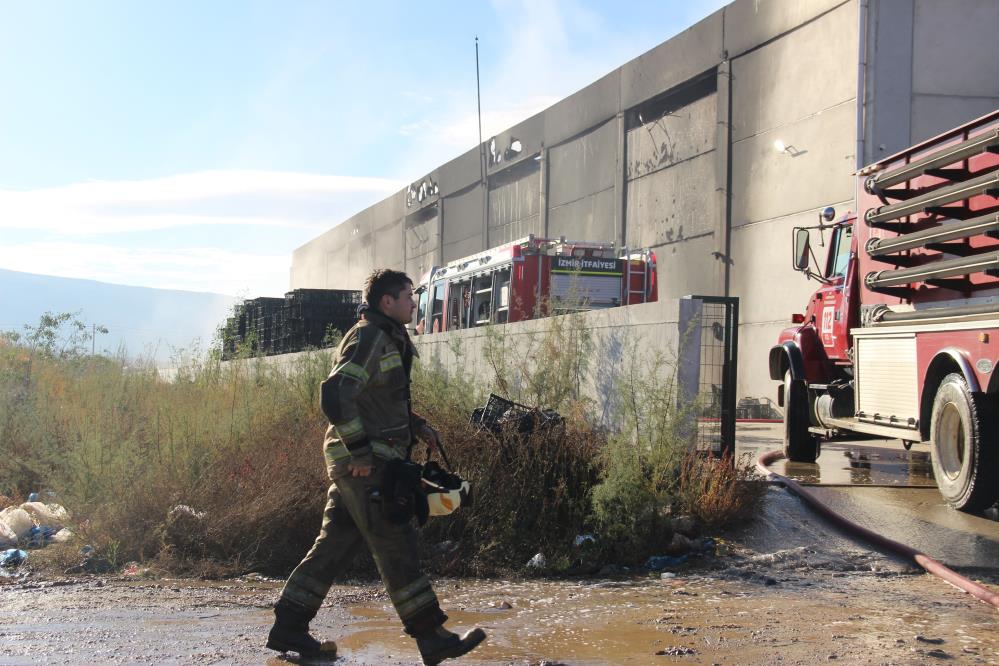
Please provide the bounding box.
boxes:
[471,394,565,437]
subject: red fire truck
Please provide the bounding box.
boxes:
[771,109,999,511]
[414,235,657,335]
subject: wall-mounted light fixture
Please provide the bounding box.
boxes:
[774,138,805,157]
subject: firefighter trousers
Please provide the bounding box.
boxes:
[277,464,446,635]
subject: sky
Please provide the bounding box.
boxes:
[0,0,728,298]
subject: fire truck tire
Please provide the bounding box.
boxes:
[929,373,999,513]
[783,371,819,463]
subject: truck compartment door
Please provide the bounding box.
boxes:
[855,332,919,427]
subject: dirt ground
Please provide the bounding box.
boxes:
[1,560,997,665]
[3,486,999,666]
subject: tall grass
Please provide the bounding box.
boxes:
[0,310,763,576]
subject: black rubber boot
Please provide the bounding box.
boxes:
[415,625,487,665]
[266,599,330,657]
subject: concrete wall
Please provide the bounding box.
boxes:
[289,0,999,412]
[862,0,999,164]
[727,0,859,401]
[414,298,702,430]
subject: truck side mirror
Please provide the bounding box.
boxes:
[793,229,810,271]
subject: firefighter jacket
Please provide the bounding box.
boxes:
[321,307,426,475]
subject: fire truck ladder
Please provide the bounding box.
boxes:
[864,171,999,228]
[864,128,999,195]
[862,121,999,296]
[866,211,999,258]
[622,248,649,304]
[865,250,999,291]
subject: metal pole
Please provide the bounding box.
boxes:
[475,36,485,183]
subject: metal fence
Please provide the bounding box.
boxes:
[681,295,739,460]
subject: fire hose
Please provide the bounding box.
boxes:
[756,449,999,610]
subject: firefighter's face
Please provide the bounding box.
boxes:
[381,284,417,325]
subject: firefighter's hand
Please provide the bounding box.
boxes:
[419,424,442,452]
[348,462,372,477]
[348,463,372,477]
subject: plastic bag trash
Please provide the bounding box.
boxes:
[27,492,39,502]
[169,505,206,521]
[573,534,597,547]
[645,553,689,571]
[0,507,34,541]
[527,552,547,569]
[27,525,60,548]
[20,502,70,530]
[50,528,73,544]
[0,521,16,549]
[0,548,28,568]
[122,562,146,576]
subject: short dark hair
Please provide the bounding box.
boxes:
[364,269,413,307]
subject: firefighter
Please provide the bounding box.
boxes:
[266,268,486,665]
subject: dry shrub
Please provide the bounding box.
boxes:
[676,452,767,530]
[416,419,602,575]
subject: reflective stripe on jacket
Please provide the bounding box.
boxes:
[321,308,425,473]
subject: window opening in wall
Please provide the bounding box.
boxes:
[624,69,717,131]
[488,154,541,188]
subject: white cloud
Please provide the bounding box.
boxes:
[0,169,405,294]
[0,170,405,236]
[0,241,289,296]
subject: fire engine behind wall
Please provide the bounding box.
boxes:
[770,109,999,512]
[414,236,657,335]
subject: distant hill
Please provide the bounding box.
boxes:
[0,269,240,365]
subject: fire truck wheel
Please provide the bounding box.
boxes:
[783,371,819,463]
[930,373,999,513]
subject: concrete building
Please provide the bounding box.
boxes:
[289,0,999,404]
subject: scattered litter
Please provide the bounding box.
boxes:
[573,534,597,547]
[169,505,206,521]
[661,572,677,579]
[20,502,70,530]
[916,636,945,645]
[656,646,697,656]
[0,507,34,541]
[64,555,112,575]
[164,505,209,552]
[0,499,73,551]
[50,529,73,544]
[122,562,150,577]
[0,521,16,549]
[646,554,689,571]
[527,552,547,569]
[0,548,28,568]
[27,525,60,548]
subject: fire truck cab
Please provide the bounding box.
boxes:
[413,235,657,335]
